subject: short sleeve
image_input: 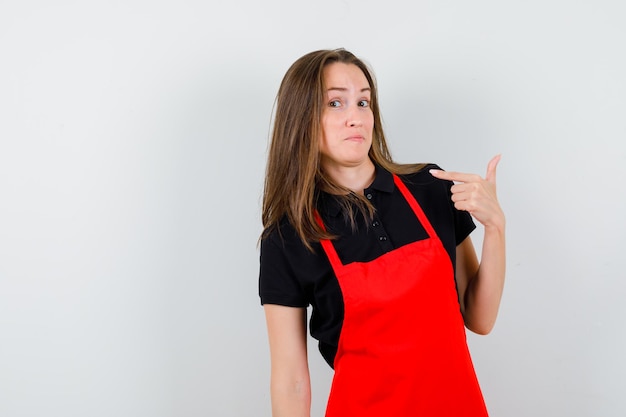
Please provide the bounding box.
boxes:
[454,205,476,245]
[399,164,476,261]
[259,232,309,307]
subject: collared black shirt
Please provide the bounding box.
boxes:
[259,164,475,367]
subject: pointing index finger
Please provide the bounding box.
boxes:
[429,169,482,184]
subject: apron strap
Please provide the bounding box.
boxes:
[314,211,344,269]
[392,174,438,240]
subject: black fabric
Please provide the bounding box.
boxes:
[259,164,476,367]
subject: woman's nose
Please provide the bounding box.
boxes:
[346,109,364,127]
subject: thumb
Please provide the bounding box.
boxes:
[485,154,501,183]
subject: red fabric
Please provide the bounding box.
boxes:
[317,174,488,416]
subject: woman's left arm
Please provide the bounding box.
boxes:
[430,155,506,335]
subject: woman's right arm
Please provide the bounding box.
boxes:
[264,304,311,417]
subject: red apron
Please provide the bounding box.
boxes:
[317,174,488,416]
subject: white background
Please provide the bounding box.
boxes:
[1,1,625,416]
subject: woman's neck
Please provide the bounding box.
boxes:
[322,159,376,195]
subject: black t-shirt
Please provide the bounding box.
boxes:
[259,164,476,367]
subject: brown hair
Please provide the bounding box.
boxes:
[261,48,425,250]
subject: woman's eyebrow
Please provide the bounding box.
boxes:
[326,87,371,92]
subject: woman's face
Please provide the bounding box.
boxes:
[319,62,374,172]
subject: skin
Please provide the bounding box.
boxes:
[318,62,376,191]
[264,63,506,417]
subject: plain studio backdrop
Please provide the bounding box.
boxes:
[1,1,624,416]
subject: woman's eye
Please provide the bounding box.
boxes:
[358,100,370,107]
[328,100,341,108]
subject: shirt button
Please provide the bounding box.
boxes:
[379,236,387,241]
[366,193,373,200]
[373,221,380,227]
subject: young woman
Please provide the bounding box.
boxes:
[259,49,505,417]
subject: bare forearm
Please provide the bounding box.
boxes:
[270,373,311,417]
[264,305,311,417]
[464,224,506,334]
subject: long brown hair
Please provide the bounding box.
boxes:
[262,49,425,250]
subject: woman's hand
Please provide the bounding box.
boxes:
[429,155,505,230]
